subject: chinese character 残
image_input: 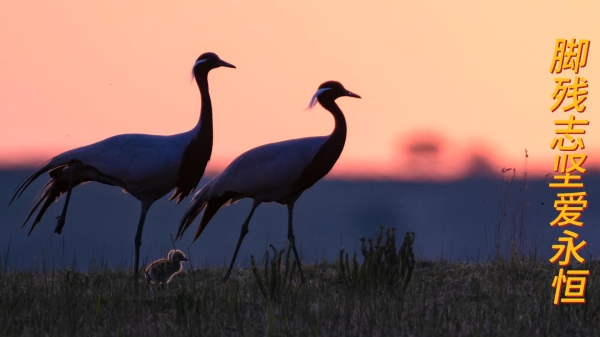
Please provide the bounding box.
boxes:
[550,77,588,112]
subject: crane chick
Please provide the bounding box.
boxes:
[145,250,188,287]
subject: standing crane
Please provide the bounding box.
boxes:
[176,81,360,283]
[9,52,235,287]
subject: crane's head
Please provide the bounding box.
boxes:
[308,81,361,109]
[168,250,189,262]
[191,52,236,80]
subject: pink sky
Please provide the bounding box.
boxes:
[1,1,599,180]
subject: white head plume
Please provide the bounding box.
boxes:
[190,58,207,82]
[307,87,332,110]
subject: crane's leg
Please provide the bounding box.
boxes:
[287,202,305,284]
[224,200,260,281]
[55,162,79,234]
[134,201,152,291]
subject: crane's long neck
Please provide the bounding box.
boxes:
[169,70,214,204]
[195,71,213,140]
[288,99,347,195]
[321,100,347,154]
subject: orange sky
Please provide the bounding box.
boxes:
[1,1,599,180]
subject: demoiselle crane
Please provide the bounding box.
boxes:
[9,52,235,286]
[176,81,360,283]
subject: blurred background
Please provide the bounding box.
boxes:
[1,1,599,270]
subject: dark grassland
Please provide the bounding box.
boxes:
[1,229,599,337]
[3,167,600,336]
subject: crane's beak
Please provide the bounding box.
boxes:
[219,59,236,68]
[346,90,361,99]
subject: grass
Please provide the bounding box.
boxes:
[1,160,596,336]
[1,230,598,336]
[337,228,415,293]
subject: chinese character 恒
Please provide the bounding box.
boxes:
[552,268,590,305]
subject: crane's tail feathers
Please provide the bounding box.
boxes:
[9,160,69,206]
[176,187,211,240]
[24,168,73,236]
[28,191,58,236]
[9,149,85,206]
[176,186,242,243]
[19,163,127,235]
[175,195,207,240]
[20,180,53,229]
[168,189,187,204]
[190,198,229,244]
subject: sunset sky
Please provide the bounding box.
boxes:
[1,1,599,180]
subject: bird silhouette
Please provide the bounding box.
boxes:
[176,81,360,283]
[9,52,235,288]
[145,249,188,287]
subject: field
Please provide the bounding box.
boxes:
[1,229,598,337]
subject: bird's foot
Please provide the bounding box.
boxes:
[55,215,66,234]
